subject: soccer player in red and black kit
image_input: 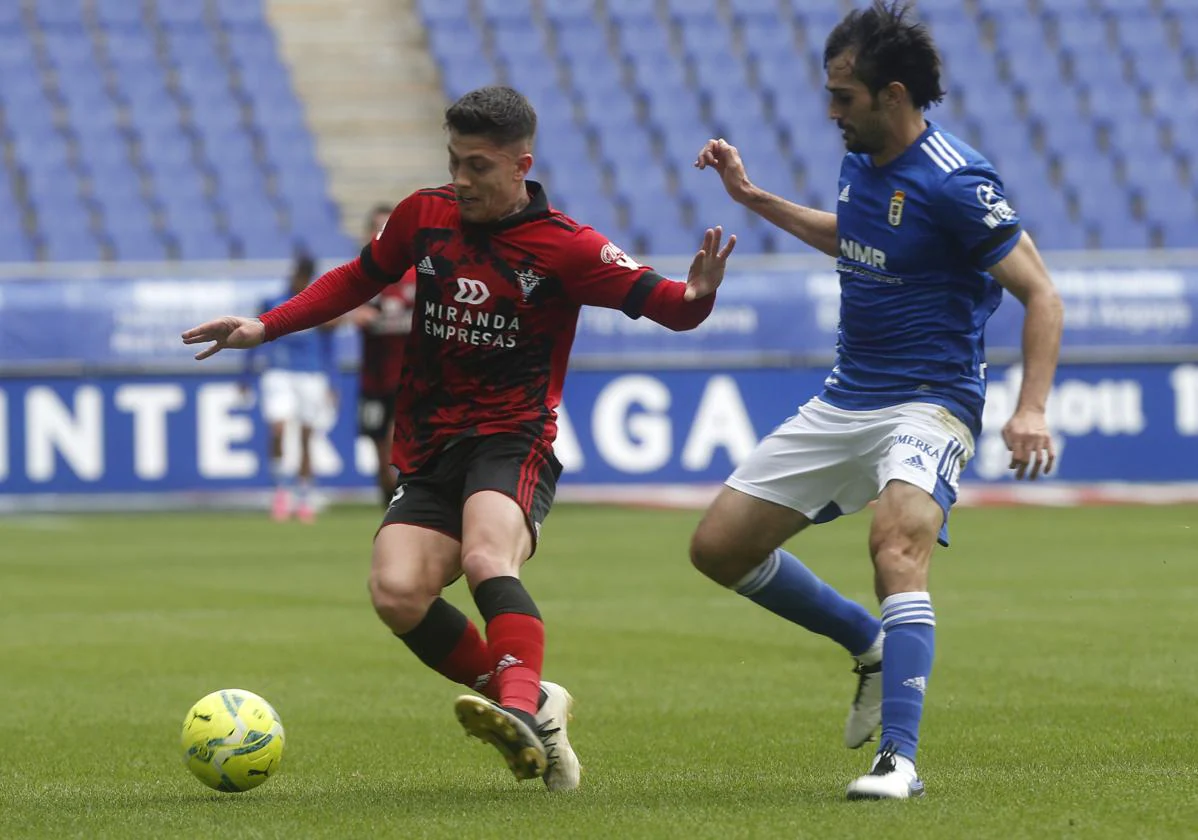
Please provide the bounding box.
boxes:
[183,86,736,791]
[352,204,417,508]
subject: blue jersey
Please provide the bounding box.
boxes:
[244,292,336,377]
[821,121,1022,438]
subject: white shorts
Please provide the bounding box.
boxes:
[727,398,975,545]
[259,370,331,428]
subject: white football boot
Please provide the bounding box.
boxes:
[844,631,884,749]
[535,681,581,791]
[846,744,925,800]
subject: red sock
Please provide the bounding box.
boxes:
[485,613,544,716]
[437,620,499,701]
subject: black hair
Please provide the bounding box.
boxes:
[823,1,945,111]
[444,85,537,146]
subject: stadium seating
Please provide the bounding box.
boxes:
[2,0,1196,261]
[0,0,350,262]
[410,0,1198,254]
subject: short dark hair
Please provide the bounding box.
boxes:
[444,86,537,146]
[824,1,945,111]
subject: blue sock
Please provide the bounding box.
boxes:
[879,591,935,763]
[735,549,881,657]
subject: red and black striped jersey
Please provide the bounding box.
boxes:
[358,267,417,396]
[363,181,680,473]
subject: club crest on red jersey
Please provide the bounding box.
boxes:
[600,241,641,270]
[515,268,546,301]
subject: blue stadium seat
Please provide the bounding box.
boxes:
[153,0,208,28]
[173,228,231,260]
[1040,119,1097,159]
[1054,14,1111,54]
[692,53,750,95]
[0,32,38,70]
[635,221,694,257]
[36,0,87,28]
[543,0,594,26]
[77,133,131,171]
[128,100,186,137]
[678,24,736,60]
[94,0,146,28]
[42,31,100,69]
[576,80,638,128]
[992,16,1046,52]
[103,34,157,70]
[437,61,500,101]
[1157,215,1198,248]
[608,18,675,58]
[415,0,469,26]
[0,229,37,262]
[102,197,156,232]
[292,227,355,260]
[729,0,784,24]
[1116,16,1171,54]
[742,21,799,60]
[109,228,168,261]
[480,0,532,24]
[665,0,720,23]
[605,0,660,25]
[555,23,617,65]
[43,229,104,262]
[0,2,21,29]
[629,54,689,96]
[1090,219,1152,250]
[233,224,292,259]
[1177,13,1198,51]
[90,173,145,211]
[286,197,339,230]
[213,0,267,28]
[492,22,551,63]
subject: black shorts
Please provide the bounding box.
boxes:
[357,392,396,440]
[381,433,562,549]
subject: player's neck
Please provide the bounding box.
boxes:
[498,188,531,220]
[871,115,929,168]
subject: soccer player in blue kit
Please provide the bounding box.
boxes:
[691,2,1063,799]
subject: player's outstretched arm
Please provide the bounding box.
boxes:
[182,259,387,360]
[182,316,265,360]
[695,138,838,257]
[987,232,1064,480]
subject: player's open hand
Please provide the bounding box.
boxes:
[181,316,266,360]
[1002,408,1055,480]
[684,226,737,301]
[694,138,753,203]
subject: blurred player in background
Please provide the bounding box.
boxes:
[241,253,337,524]
[184,85,736,792]
[352,204,418,508]
[690,1,1063,800]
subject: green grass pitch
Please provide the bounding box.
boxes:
[1,503,1196,838]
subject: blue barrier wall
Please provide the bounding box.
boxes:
[1,363,1196,496]
[2,261,1197,499]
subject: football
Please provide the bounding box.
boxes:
[181,689,285,792]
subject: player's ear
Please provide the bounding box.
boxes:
[514,152,533,179]
[882,81,907,109]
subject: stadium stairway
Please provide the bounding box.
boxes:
[265,0,446,232]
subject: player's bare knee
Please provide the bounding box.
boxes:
[368,567,434,634]
[460,547,519,589]
[870,541,930,597]
[689,524,748,586]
